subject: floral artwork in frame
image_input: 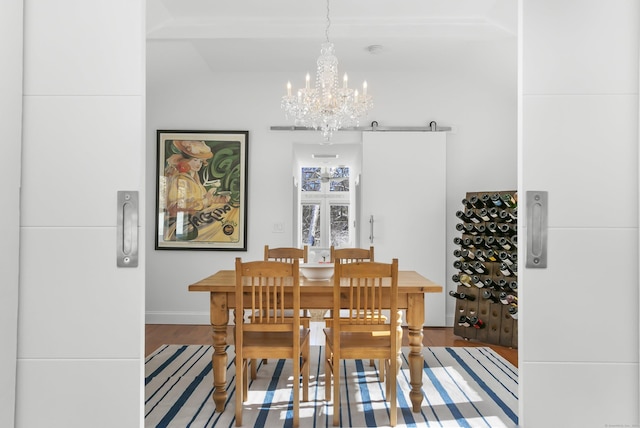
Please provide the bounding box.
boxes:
[155,130,248,250]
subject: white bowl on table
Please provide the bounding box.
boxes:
[300,263,334,281]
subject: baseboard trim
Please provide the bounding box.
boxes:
[145,311,210,325]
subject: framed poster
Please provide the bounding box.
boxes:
[155,130,248,250]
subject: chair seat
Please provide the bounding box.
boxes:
[323,328,393,359]
[241,329,310,356]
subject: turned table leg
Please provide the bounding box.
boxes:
[210,293,229,412]
[407,294,425,412]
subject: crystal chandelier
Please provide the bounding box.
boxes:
[280,0,373,141]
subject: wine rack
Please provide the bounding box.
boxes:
[451,191,518,348]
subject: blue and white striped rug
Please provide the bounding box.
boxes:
[145,345,518,427]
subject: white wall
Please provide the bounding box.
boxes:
[146,38,517,325]
[520,0,639,426]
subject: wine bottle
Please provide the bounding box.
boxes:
[509,281,518,291]
[473,249,486,261]
[453,248,476,260]
[449,290,476,301]
[455,236,474,247]
[461,237,473,247]
[498,223,517,235]
[502,193,517,208]
[491,192,504,207]
[462,223,480,235]
[458,315,471,327]
[510,207,518,222]
[496,236,513,250]
[468,315,485,329]
[498,209,512,222]
[468,195,484,208]
[482,289,500,303]
[464,209,483,223]
[455,210,469,222]
[499,262,516,276]
[474,223,487,234]
[486,222,499,233]
[497,279,508,290]
[499,292,518,305]
[472,261,487,274]
[510,235,518,248]
[483,278,499,289]
[484,236,496,248]
[461,198,473,209]
[480,193,492,206]
[459,273,474,287]
[498,251,517,264]
[508,305,518,319]
[455,223,465,232]
[460,262,474,275]
[485,249,498,261]
[478,208,491,222]
[488,207,499,218]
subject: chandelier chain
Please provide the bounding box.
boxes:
[325,0,331,43]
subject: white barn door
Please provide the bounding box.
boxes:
[14,1,146,427]
[520,0,639,425]
[361,131,447,326]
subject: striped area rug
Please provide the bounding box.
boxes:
[145,345,518,427]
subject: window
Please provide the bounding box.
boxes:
[299,166,352,248]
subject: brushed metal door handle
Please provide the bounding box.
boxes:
[117,190,139,267]
[526,191,547,268]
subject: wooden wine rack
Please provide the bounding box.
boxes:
[451,190,518,348]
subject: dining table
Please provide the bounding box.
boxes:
[188,268,442,413]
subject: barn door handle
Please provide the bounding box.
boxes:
[526,191,548,268]
[117,190,139,267]
[369,215,374,243]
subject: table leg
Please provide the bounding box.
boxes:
[407,293,425,412]
[210,292,229,412]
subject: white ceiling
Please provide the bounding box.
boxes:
[147,0,517,73]
[147,0,517,165]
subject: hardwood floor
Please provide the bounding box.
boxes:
[145,324,518,367]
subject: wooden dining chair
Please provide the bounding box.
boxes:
[328,246,382,370]
[234,258,310,427]
[323,258,400,427]
[330,245,374,263]
[264,244,309,263]
[260,245,311,373]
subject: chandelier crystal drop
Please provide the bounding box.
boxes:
[281,0,373,141]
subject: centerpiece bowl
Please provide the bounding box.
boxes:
[299,263,334,281]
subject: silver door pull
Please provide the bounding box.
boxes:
[369,215,374,243]
[526,191,548,268]
[117,190,139,267]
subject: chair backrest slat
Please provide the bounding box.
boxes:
[236,258,300,329]
[331,246,374,264]
[264,245,309,263]
[333,259,398,330]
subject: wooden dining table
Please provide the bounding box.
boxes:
[188,269,442,413]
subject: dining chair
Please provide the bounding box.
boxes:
[234,257,310,427]
[264,244,309,263]
[330,245,374,263]
[323,258,400,427]
[260,245,311,374]
[328,246,382,370]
